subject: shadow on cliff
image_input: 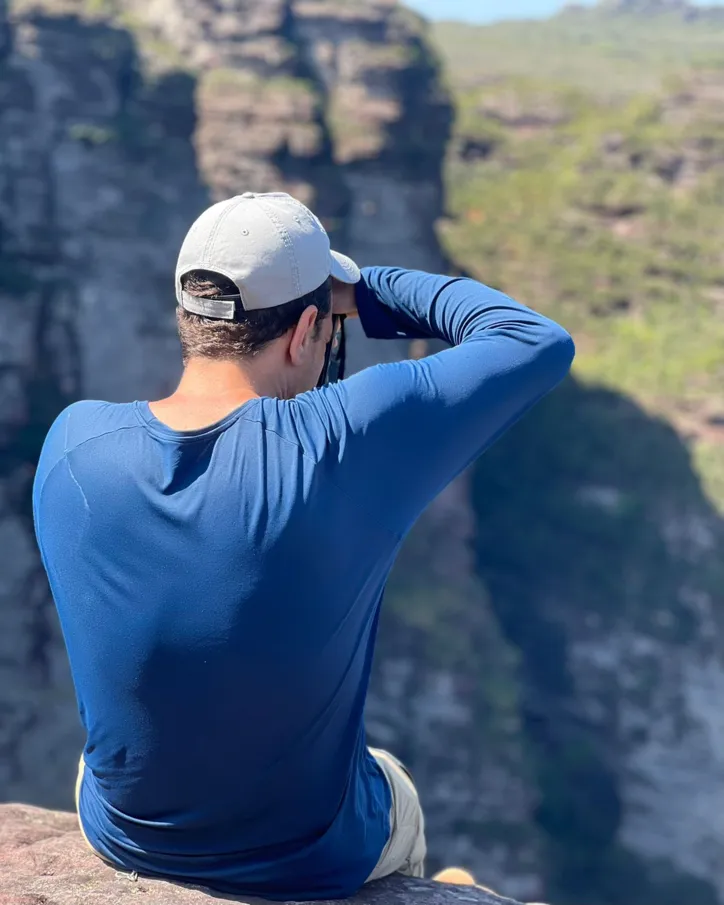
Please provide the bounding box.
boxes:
[471,375,724,905]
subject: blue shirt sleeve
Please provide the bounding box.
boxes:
[298,266,575,537]
[32,407,72,519]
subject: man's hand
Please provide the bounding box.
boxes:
[332,278,358,318]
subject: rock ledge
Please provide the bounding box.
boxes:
[0,804,523,905]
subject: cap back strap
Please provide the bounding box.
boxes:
[179,291,244,321]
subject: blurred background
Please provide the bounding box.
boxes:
[2,0,724,903]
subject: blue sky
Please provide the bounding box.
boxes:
[405,0,724,24]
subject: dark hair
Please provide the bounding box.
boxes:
[176,270,332,363]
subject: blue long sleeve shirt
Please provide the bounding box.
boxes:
[33,268,574,900]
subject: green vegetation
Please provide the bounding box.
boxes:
[67,122,117,145]
[202,70,317,100]
[434,5,724,509]
[434,7,724,99]
[429,4,724,902]
[117,15,193,74]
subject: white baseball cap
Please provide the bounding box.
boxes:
[175,192,361,320]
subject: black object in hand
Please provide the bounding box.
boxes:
[317,314,346,387]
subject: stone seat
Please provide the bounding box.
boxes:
[0,804,525,905]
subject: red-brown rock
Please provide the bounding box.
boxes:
[0,804,524,905]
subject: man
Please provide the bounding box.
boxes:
[33,192,574,900]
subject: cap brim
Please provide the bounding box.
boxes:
[330,250,361,284]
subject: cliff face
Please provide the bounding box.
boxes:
[0,0,206,809]
[434,9,724,904]
[9,0,724,901]
[0,0,539,900]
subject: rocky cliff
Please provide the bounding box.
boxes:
[11,1,724,903]
[433,5,724,904]
[0,804,529,905]
[0,0,539,901]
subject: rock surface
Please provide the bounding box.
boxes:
[0,804,525,905]
[0,0,538,900]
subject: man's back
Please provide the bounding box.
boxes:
[34,261,575,900]
[33,395,393,898]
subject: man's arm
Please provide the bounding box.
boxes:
[300,267,575,536]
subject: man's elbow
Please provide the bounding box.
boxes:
[555,325,576,369]
[542,322,576,382]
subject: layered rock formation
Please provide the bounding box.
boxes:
[0,0,539,901]
[0,0,206,811]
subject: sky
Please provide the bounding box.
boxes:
[405,0,724,24]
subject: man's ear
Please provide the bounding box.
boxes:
[288,306,319,366]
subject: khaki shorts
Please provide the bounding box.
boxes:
[75,748,427,881]
[365,748,426,882]
[75,756,109,861]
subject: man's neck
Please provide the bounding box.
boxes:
[149,358,271,432]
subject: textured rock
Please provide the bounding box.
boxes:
[0,0,539,900]
[0,4,205,810]
[467,377,724,904]
[0,804,525,905]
